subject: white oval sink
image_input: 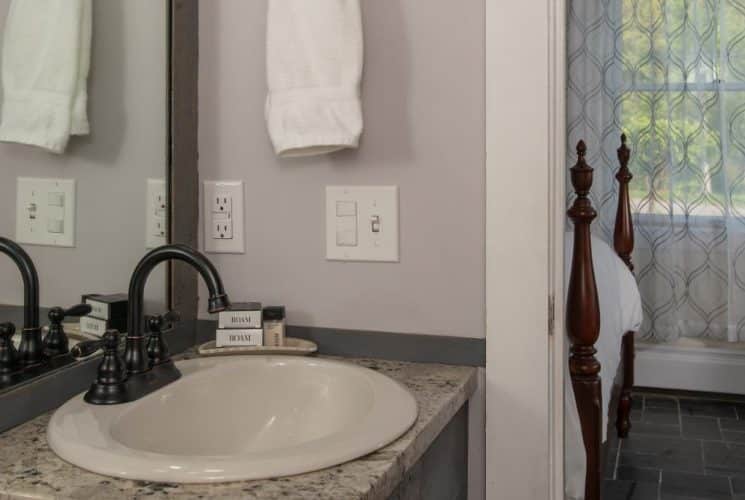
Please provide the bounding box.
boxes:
[47,356,417,483]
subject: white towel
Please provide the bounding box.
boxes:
[265,0,364,158]
[0,0,92,154]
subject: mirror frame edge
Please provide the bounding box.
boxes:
[167,0,199,322]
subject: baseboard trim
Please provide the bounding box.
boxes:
[636,342,745,395]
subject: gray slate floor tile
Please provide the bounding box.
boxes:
[680,399,737,419]
[681,416,722,440]
[704,441,745,475]
[722,419,745,432]
[604,479,661,500]
[617,466,662,483]
[646,396,679,410]
[724,431,745,443]
[644,407,681,426]
[633,422,682,437]
[660,470,732,500]
[602,392,745,500]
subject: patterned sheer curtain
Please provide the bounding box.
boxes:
[568,0,745,342]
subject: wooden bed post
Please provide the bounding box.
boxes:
[614,134,636,439]
[613,134,634,272]
[567,141,602,500]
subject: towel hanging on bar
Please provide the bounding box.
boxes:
[0,0,92,154]
[265,0,364,158]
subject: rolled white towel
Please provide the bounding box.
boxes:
[0,0,92,154]
[265,0,364,158]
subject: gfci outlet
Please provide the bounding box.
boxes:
[146,179,167,249]
[203,180,244,254]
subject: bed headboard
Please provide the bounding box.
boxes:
[613,134,634,272]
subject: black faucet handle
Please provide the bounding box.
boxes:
[70,339,103,359]
[0,322,15,339]
[146,311,179,367]
[83,329,128,405]
[70,329,121,359]
[0,323,19,375]
[49,303,93,324]
[146,310,181,334]
[103,330,121,350]
[44,303,92,358]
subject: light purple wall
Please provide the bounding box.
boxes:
[199,0,485,338]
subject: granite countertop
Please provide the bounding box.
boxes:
[0,356,477,500]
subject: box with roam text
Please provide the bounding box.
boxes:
[215,329,263,347]
[218,302,262,329]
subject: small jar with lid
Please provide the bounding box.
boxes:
[263,306,286,347]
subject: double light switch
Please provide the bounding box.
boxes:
[16,177,76,247]
[326,186,399,262]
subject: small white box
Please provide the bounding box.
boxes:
[215,328,263,347]
[80,316,107,336]
[218,304,262,329]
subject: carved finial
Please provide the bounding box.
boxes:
[577,140,587,160]
[616,133,632,182]
[571,140,594,197]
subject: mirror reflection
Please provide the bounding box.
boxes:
[0,0,169,391]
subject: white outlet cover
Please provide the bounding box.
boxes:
[146,179,167,249]
[203,180,245,254]
[326,186,399,262]
[16,177,76,248]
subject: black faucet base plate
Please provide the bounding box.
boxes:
[84,361,181,405]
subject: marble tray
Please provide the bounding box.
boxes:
[197,337,318,357]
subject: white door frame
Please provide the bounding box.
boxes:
[485,1,566,498]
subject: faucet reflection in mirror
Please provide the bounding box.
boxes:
[0,237,93,379]
[84,244,231,405]
[0,237,41,372]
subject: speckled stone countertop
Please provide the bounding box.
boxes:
[0,356,477,500]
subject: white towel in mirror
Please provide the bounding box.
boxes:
[0,0,92,154]
[265,0,364,158]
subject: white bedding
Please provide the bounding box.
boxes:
[564,233,642,500]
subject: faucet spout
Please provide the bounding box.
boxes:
[125,244,230,373]
[0,237,42,366]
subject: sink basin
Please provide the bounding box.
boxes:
[47,356,417,483]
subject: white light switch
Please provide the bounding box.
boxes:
[326,186,399,262]
[146,179,167,249]
[336,216,358,246]
[203,180,244,254]
[16,177,76,247]
[48,192,65,207]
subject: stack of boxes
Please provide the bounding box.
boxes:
[216,302,263,347]
[80,293,128,337]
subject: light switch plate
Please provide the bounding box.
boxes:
[16,177,76,247]
[146,179,167,249]
[203,180,244,254]
[326,186,399,262]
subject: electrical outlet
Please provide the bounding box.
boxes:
[203,180,244,253]
[146,179,167,249]
[212,215,233,239]
[213,195,232,215]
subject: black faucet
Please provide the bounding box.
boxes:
[0,238,42,369]
[84,244,230,405]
